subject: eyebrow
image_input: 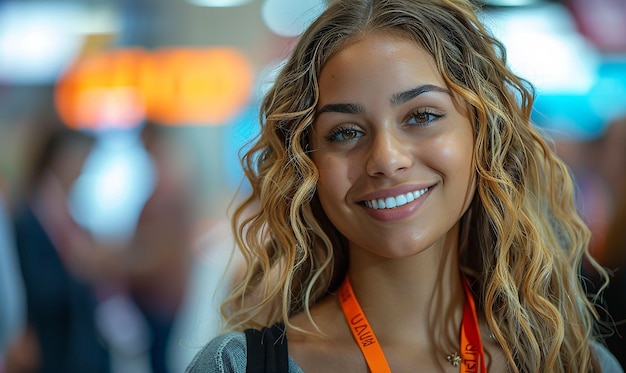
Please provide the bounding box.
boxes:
[315,84,450,116]
[390,84,450,106]
[316,102,365,115]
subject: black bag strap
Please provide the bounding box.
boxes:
[245,322,289,373]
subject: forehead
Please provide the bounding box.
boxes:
[317,31,445,102]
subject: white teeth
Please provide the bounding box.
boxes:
[385,197,396,208]
[364,187,429,210]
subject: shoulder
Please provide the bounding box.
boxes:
[185,330,305,373]
[591,340,624,373]
[186,332,247,373]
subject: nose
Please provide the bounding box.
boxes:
[365,130,412,177]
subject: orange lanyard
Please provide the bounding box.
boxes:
[459,276,487,373]
[339,276,487,373]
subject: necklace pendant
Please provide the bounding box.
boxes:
[446,352,461,367]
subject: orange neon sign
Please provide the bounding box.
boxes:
[55,47,254,129]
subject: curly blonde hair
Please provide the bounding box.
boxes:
[222,0,609,371]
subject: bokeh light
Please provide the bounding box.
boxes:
[55,47,254,130]
[261,0,325,37]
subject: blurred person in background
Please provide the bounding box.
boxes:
[8,118,111,373]
[7,110,199,373]
[77,120,197,373]
[0,178,26,371]
[124,122,195,373]
[592,116,626,368]
[553,135,610,261]
[589,116,626,267]
[602,184,626,369]
[553,117,625,266]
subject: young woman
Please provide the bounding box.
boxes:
[187,0,623,371]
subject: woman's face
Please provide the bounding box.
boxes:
[309,31,476,259]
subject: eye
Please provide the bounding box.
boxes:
[325,126,364,143]
[407,109,444,126]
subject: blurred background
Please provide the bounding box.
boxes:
[0,0,624,372]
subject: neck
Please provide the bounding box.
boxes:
[345,234,465,350]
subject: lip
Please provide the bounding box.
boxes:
[356,184,435,222]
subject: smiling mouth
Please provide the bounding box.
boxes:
[363,187,430,210]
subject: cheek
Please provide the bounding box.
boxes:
[446,136,476,209]
[313,153,357,203]
[431,131,476,199]
[430,132,473,171]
